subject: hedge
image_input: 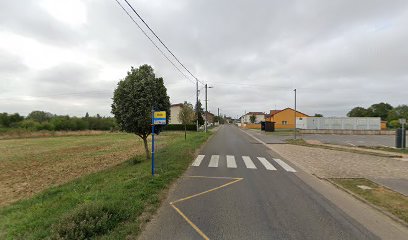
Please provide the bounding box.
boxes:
[163,124,196,131]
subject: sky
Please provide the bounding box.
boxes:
[1,0,407,118]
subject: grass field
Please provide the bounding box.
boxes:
[0,131,210,239]
[331,178,408,225]
[0,133,145,206]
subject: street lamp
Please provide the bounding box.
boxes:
[205,84,214,133]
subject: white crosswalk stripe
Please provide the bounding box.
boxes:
[273,158,297,172]
[192,155,205,166]
[226,155,237,168]
[191,155,296,173]
[257,157,277,170]
[242,156,257,169]
[208,155,219,167]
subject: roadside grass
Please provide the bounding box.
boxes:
[0,133,144,206]
[0,128,110,140]
[285,139,401,158]
[330,178,408,225]
[357,146,408,155]
[0,131,211,239]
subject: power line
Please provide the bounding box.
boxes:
[113,0,195,84]
[121,0,204,85]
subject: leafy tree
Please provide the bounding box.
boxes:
[214,115,225,124]
[112,65,170,159]
[195,100,204,126]
[314,113,323,117]
[85,112,89,118]
[347,107,372,117]
[388,119,401,129]
[249,114,256,123]
[27,111,53,123]
[368,102,393,120]
[0,113,24,127]
[178,102,195,140]
[387,105,408,121]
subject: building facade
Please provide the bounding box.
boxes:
[241,112,265,124]
[266,108,309,129]
[169,103,183,124]
[297,117,381,130]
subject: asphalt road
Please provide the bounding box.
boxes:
[139,125,378,240]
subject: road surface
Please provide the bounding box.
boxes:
[139,125,380,240]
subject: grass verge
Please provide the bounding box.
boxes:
[330,178,408,225]
[357,146,408,154]
[286,139,402,158]
[0,131,211,239]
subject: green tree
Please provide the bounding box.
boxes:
[387,105,408,121]
[347,107,372,117]
[178,102,195,140]
[195,100,204,126]
[368,102,393,120]
[314,113,323,117]
[111,65,170,159]
[27,111,53,123]
[249,114,256,123]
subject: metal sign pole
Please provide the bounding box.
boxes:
[151,110,155,176]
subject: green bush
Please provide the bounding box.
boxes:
[163,124,196,131]
[51,203,129,240]
[18,119,40,130]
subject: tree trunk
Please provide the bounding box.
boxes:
[184,124,187,140]
[142,136,150,159]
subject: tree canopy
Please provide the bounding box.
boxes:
[195,100,204,126]
[111,64,170,159]
[249,114,256,123]
[178,102,195,139]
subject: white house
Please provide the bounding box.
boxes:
[240,112,265,124]
[169,103,183,124]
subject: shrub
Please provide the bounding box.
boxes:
[51,203,129,240]
[18,119,40,130]
[163,124,196,131]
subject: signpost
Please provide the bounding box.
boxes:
[151,111,166,176]
[400,119,406,149]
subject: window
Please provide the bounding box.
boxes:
[282,121,287,125]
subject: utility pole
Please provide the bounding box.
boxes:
[218,108,220,124]
[196,79,199,132]
[205,84,208,133]
[294,89,297,139]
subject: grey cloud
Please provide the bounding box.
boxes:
[0,0,82,46]
[1,0,408,117]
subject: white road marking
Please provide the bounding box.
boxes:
[192,155,205,166]
[226,155,237,168]
[274,159,296,172]
[257,157,277,170]
[209,155,219,167]
[242,156,257,169]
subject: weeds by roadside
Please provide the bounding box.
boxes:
[0,131,211,239]
[330,178,408,225]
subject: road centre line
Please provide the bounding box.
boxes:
[170,176,244,240]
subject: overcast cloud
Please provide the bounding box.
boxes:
[1,0,407,117]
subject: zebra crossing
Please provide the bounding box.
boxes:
[191,155,297,172]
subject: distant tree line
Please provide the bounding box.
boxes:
[0,111,117,131]
[347,102,408,128]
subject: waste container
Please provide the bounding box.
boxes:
[396,128,406,148]
[265,121,275,132]
[261,121,265,131]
